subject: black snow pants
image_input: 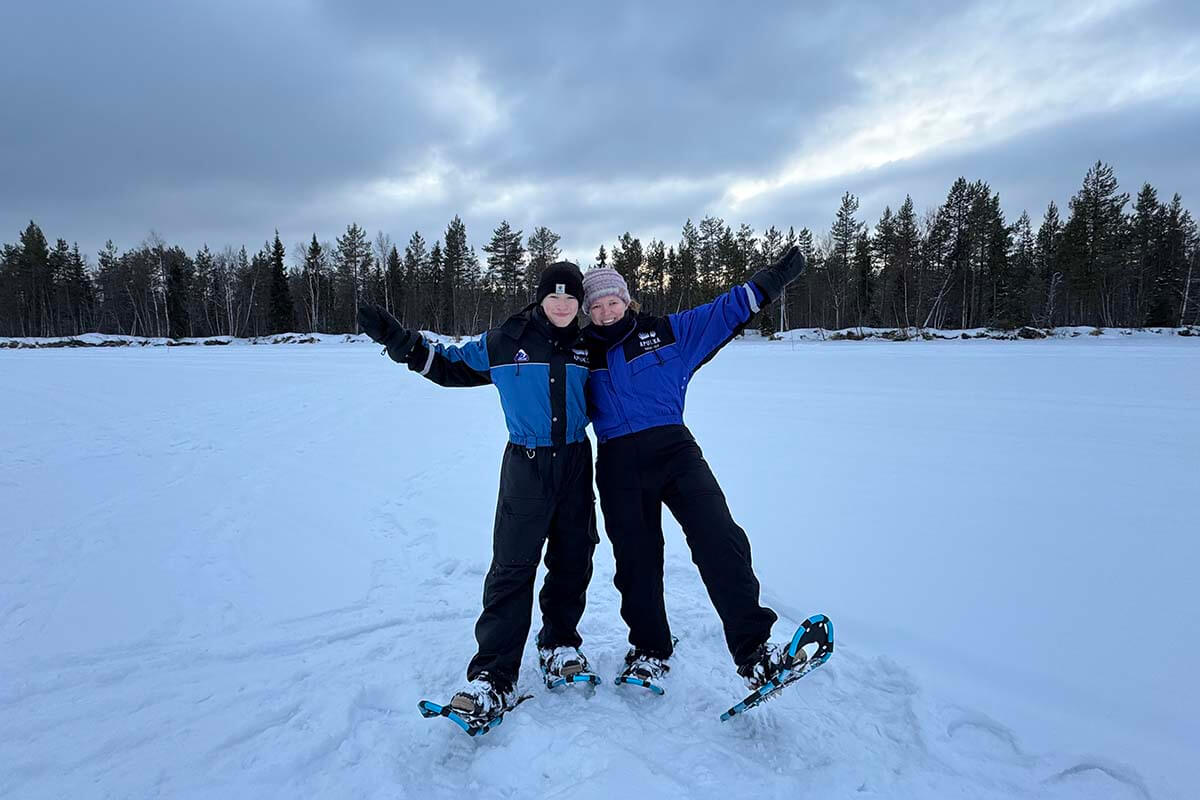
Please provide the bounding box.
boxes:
[595,424,777,667]
[467,439,598,689]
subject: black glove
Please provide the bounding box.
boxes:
[357,304,419,363]
[749,245,806,304]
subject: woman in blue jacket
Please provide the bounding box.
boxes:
[581,248,809,691]
[357,262,596,720]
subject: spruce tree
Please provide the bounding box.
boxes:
[612,233,643,299]
[48,238,73,334]
[1060,162,1128,326]
[1146,194,1194,326]
[644,239,667,314]
[1034,202,1064,326]
[403,231,428,328]
[1006,211,1036,329]
[267,231,294,334]
[19,221,52,336]
[427,241,444,331]
[851,229,874,328]
[193,245,216,336]
[335,223,371,332]
[828,194,861,329]
[525,226,561,301]
[1129,184,1164,325]
[300,235,326,332]
[385,245,403,317]
[442,216,469,334]
[482,220,524,303]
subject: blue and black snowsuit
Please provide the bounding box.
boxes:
[403,305,596,690]
[582,282,779,668]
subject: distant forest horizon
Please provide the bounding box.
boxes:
[2,161,1197,340]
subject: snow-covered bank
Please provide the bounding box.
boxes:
[2,325,1197,349]
[1,340,1196,798]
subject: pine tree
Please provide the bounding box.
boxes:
[48,238,73,334]
[872,207,898,326]
[18,221,52,336]
[162,246,192,338]
[525,226,561,301]
[94,240,123,333]
[0,243,19,337]
[442,216,469,334]
[644,239,667,314]
[1129,184,1165,325]
[482,220,524,304]
[402,231,428,328]
[612,233,643,299]
[1146,194,1194,326]
[1005,211,1036,329]
[385,245,403,318]
[1034,202,1064,326]
[427,241,444,331]
[335,223,371,333]
[852,229,874,328]
[827,194,861,329]
[696,215,726,301]
[1060,162,1128,326]
[300,235,326,332]
[672,220,700,311]
[267,231,294,334]
[891,199,920,330]
[193,245,217,336]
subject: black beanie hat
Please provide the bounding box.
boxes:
[536,261,585,304]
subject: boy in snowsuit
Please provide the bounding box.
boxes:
[358,262,596,718]
[580,247,808,691]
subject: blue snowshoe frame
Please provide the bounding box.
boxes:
[417,694,533,737]
[543,671,602,690]
[720,613,834,722]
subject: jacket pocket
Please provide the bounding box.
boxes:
[628,345,680,375]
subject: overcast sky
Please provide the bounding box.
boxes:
[2,0,1198,265]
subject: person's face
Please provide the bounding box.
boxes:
[540,293,580,327]
[588,295,629,326]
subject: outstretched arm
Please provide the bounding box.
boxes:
[404,333,492,387]
[669,247,806,372]
[357,305,491,387]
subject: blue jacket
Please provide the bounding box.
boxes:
[582,282,764,443]
[404,306,590,448]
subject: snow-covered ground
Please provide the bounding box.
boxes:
[2,337,1196,799]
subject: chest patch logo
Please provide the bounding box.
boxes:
[515,348,529,362]
[637,331,662,348]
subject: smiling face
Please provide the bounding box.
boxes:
[540,293,580,327]
[588,295,629,326]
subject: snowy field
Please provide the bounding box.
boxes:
[2,336,1197,799]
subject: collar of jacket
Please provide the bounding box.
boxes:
[582,310,638,351]
[500,303,579,344]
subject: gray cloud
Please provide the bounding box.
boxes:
[0,0,1196,265]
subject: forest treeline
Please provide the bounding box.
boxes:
[1,161,1196,339]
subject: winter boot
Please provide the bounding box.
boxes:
[617,648,670,687]
[737,641,808,691]
[449,671,515,719]
[538,645,593,683]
